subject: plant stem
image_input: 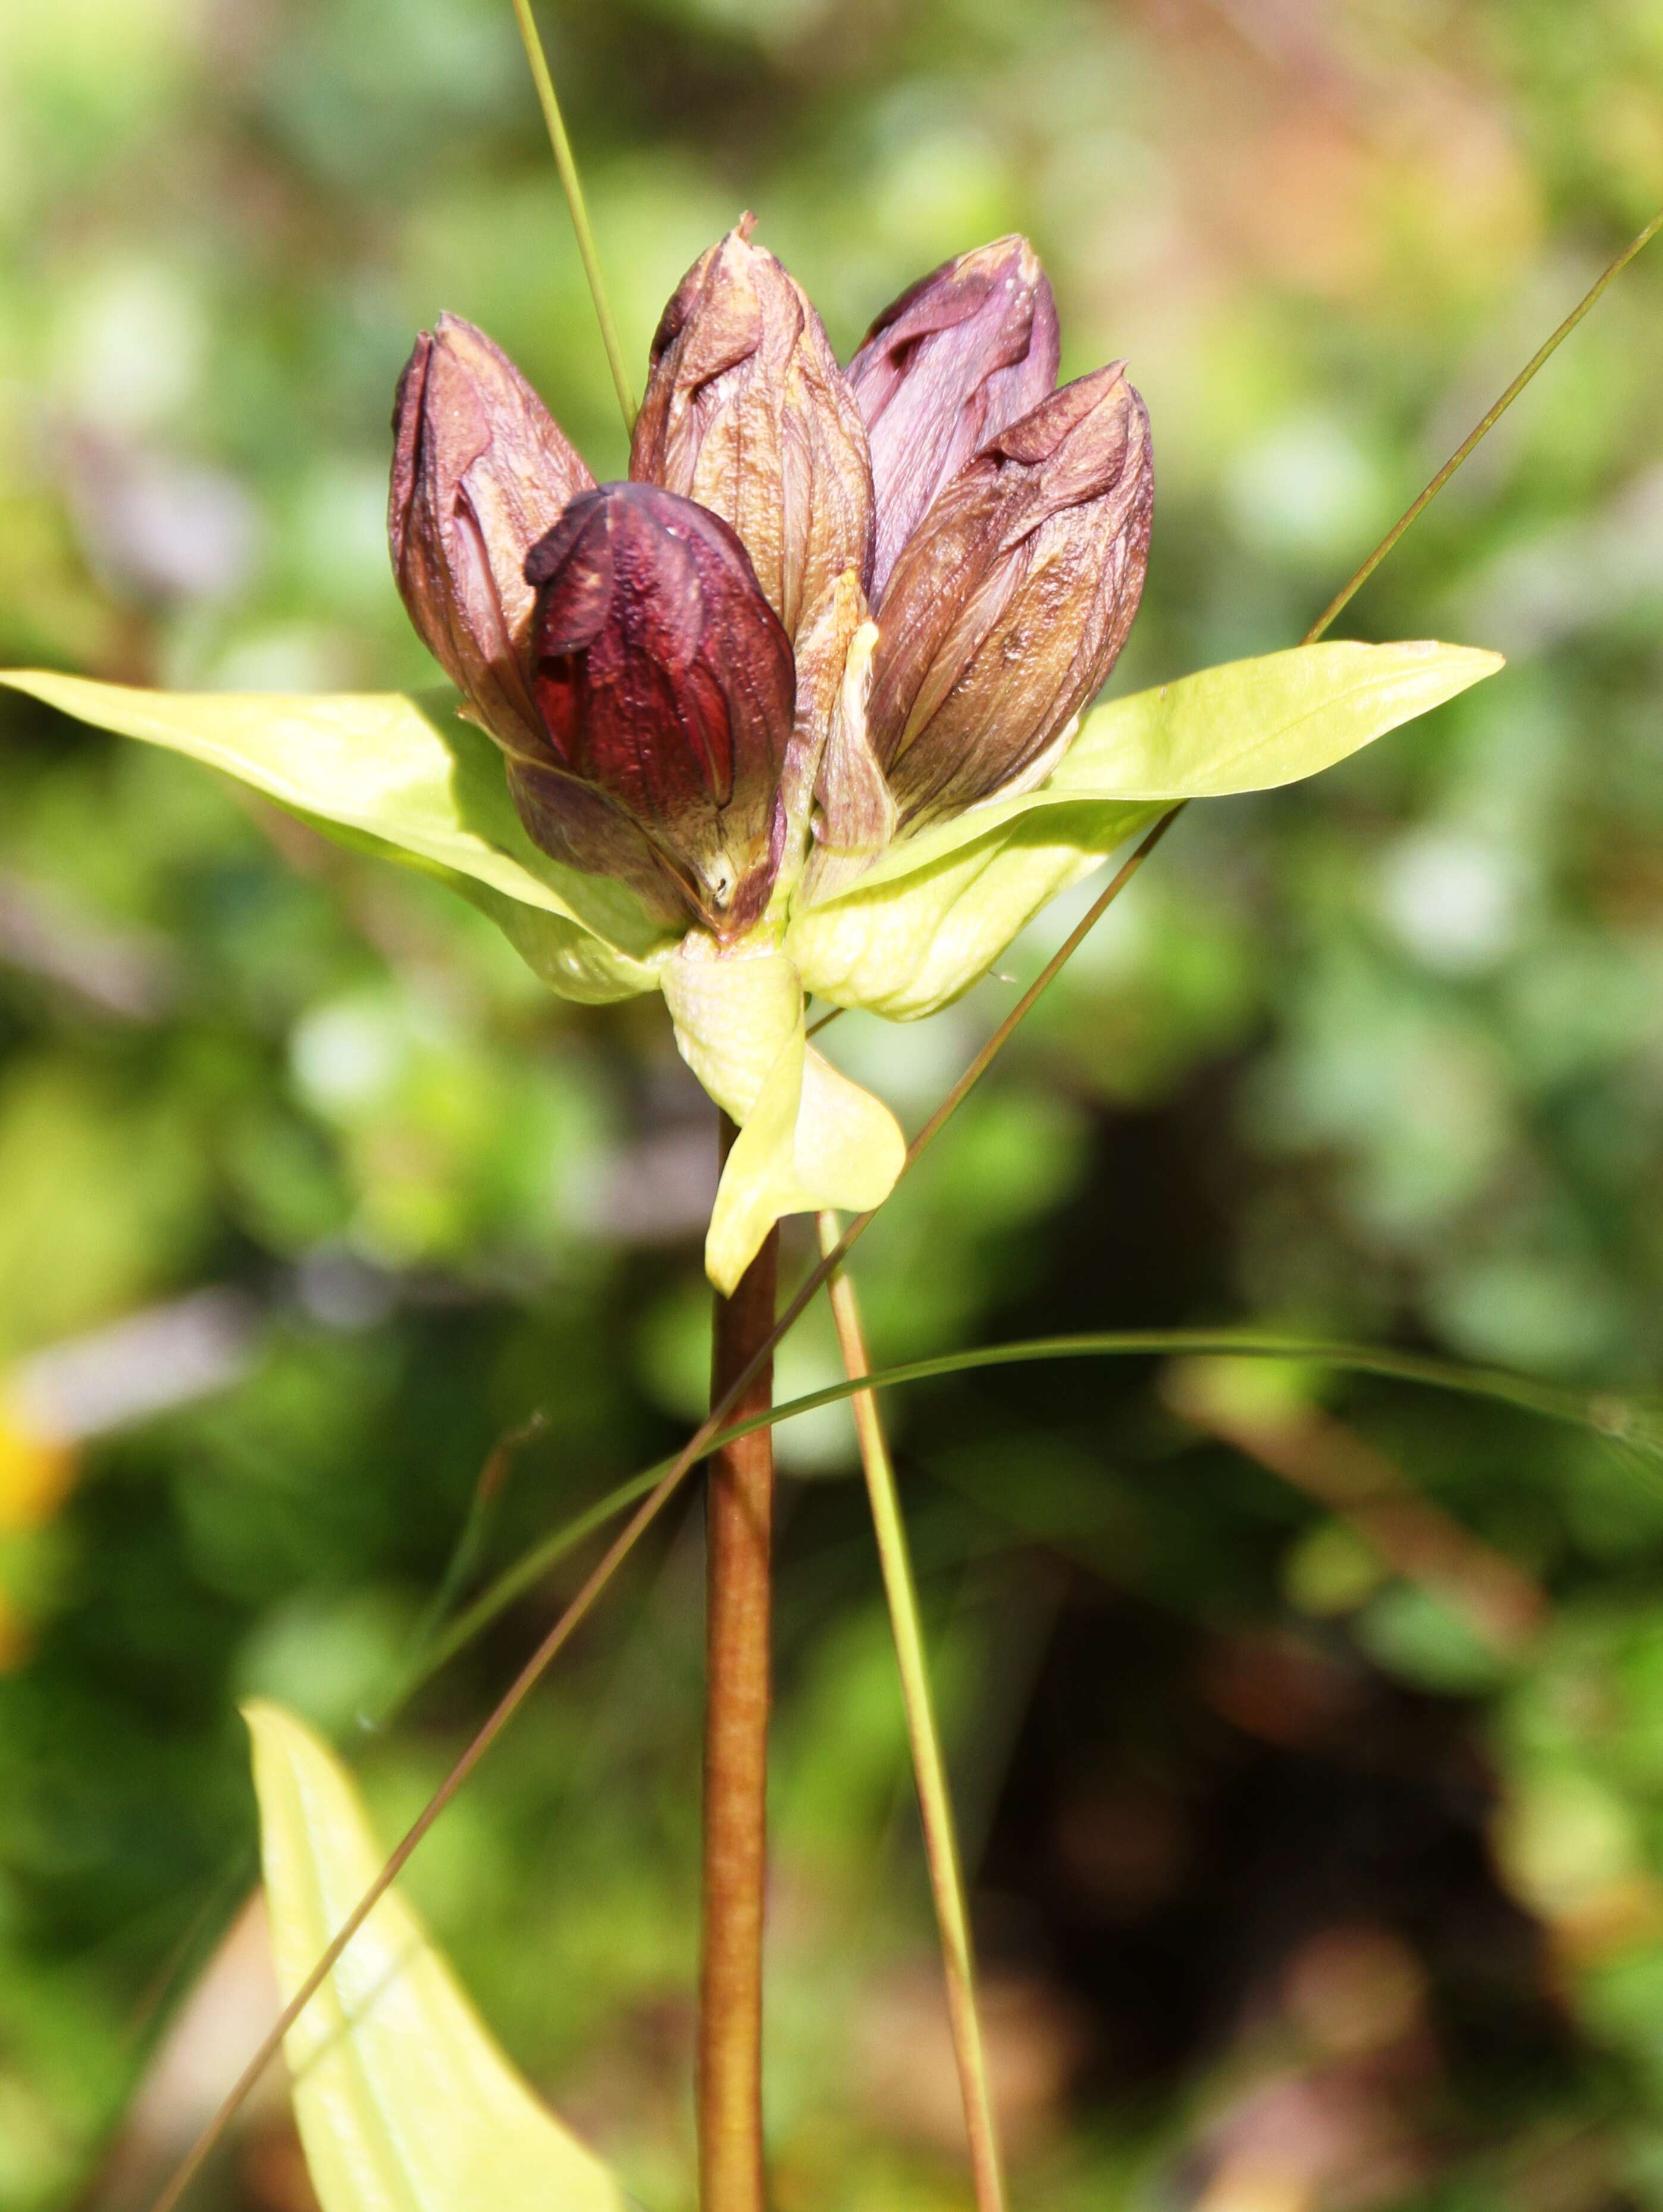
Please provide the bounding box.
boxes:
[700,1116,778,2212]
[817,1215,1007,2212]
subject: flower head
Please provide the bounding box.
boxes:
[0,237,1506,1300]
[388,220,1153,944]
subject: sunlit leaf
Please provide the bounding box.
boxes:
[788,800,1159,1020]
[662,938,905,1288]
[707,1033,906,1292]
[246,1700,627,2212]
[794,640,1501,908]
[661,934,803,1126]
[1,672,672,1002]
[1051,639,1505,799]
[787,639,1501,1018]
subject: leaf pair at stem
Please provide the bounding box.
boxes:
[3,634,1498,1291]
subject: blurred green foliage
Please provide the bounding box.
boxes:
[4,2,1663,2208]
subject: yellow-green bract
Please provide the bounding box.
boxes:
[2,638,1502,1290]
[246,1701,626,2212]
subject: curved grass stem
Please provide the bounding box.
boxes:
[1304,207,1663,645]
[818,1213,1007,2212]
[384,1319,1659,1720]
[507,0,637,433]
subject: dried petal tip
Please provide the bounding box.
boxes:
[847,234,1060,596]
[869,361,1153,828]
[518,481,796,933]
[630,221,874,640]
[389,314,593,756]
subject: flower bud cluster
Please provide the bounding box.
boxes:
[390,221,1152,936]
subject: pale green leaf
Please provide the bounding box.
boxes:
[246,1700,627,2212]
[660,934,803,1127]
[1051,639,1505,800]
[662,936,905,1288]
[790,640,1501,921]
[787,801,1159,1021]
[706,1035,906,1290]
[786,638,1501,1020]
[1,672,672,1002]
[796,780,1085,903]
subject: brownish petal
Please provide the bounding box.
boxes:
[524,481,796,934]
[847,234,1060,598]
[630,217,874,642]
[389,314,593,754]
[867,363,1153,828]
[801,584,895,905]
[771,568,892,905]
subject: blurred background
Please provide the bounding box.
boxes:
[4,0,1663,2206]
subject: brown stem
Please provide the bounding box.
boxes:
[699,1114,778,2212]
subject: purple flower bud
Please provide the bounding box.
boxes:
[867,363,1152,828]
[520,482,796,934]
[389,314,593,753]
[847,235,1060,599]
[630,218,874,641]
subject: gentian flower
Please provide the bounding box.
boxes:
[3,220,1502,1290]
[388,221,1152,936]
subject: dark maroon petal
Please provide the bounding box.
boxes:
[388,314,593,755]
[847,235,1059,597]
[505,761,703,927]
[524,481,795,933]
[867,363,1152,828]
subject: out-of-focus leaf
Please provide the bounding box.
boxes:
[246,1700,627,2212]
[0,672,671,1002]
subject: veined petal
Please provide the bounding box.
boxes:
[869,364,1152,827]
[632,218,874,640]
[390,315,593,756]
[848,235,1060,598]
[772,567,875,907]
[788,575,895,908]
[525,483,796,936]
